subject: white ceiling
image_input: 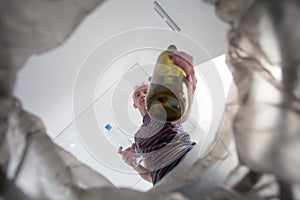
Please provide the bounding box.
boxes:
[13,0,229,191]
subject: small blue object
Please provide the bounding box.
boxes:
[105,124,112,131]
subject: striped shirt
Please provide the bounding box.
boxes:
[135,113,195,185]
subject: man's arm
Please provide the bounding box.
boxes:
[118,146,152,183]
[132,162,152,183]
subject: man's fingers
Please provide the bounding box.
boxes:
[169,51,193,64]
[124,152,130,161]
[169,51,197,93]
[124,147,131,151]
[124,152,135,164]
[169,52,194,77]
[119,145,137,166]
[118,146,123,154]
[187,74,197,92]
[124,146,136,153]
[128,153,136,164]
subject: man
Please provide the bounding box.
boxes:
[118,51,197,185]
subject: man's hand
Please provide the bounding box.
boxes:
[118,145,136,168]
[118,144,152,182]
[169,51,197,94]
[169,51,197,123]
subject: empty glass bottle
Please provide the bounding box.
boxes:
[146,45,189,122]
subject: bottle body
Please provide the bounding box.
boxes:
[146,46,189,122]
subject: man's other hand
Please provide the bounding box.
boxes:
[118,146,136,168]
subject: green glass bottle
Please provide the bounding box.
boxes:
[146,45,189,122]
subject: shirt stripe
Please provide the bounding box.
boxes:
[135,114,195,185]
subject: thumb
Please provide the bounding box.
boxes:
[118,146,123,154]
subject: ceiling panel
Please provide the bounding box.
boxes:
[155,0,228,59]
